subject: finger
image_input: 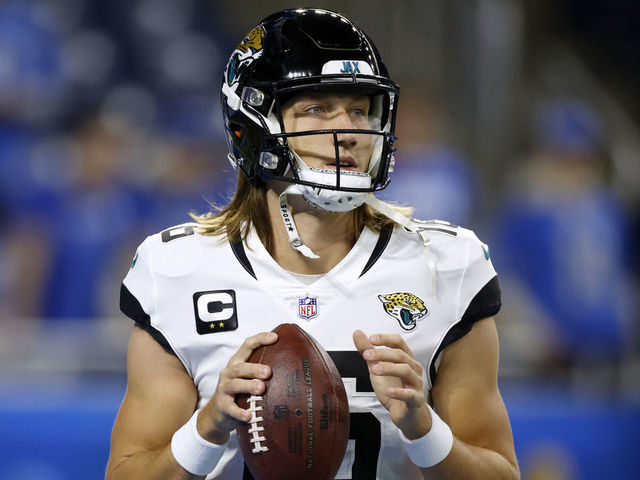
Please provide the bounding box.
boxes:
[386,386,426,408]
[229,331,278,365]
[221,377,267,397]
[364,348,422,376]
[219,397,253,423]
[370,362,423,388]
[223,361,272,381]
[369,333,416,359]
[353,329,374,355]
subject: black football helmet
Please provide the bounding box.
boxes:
[221,8,400,205]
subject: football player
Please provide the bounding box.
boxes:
[106,8,519,480]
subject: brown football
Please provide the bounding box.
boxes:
[236,323,349,480]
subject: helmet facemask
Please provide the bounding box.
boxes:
[225,75,398,212]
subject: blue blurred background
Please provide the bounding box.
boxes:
[1,1,639,479]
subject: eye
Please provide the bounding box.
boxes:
[304,105,323,115]
[352,107,367,117]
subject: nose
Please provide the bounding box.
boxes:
[333,111,357,147]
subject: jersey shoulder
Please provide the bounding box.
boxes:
[121,222,229,327]
[139,222,227,278]
[401,219,492,274]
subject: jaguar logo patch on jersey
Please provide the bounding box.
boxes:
[378,292,428,331]
[298,296,318,320]
[193,290,238,334]
[225,25,266,88]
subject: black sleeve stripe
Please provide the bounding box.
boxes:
[428,276,501,385]
[120,282,149,324]
[461,275,501,324]
[120,283,176,356]
[359,223,394,278]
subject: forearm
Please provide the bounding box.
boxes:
[106,445,203,480]
[418,317,519,480]
[419,438,520,480]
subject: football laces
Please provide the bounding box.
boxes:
[247,395,269,454]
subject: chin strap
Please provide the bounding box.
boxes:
[278,186,320,259]
[364,195,438,296]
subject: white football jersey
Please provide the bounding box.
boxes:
[121,220,500,480]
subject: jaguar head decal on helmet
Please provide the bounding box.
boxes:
[225,25,266,88]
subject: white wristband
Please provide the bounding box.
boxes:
[400,404,454,468]
[171,409,226,476]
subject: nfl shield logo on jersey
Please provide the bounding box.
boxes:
[298,296,318,320]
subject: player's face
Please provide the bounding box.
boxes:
[281,92,374,172]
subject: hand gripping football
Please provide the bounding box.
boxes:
[236,323,349,480]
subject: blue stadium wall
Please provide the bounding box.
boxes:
[0,380,638,479]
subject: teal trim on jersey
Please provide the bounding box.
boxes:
[130,251,139,269]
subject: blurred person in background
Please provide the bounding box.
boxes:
[1,106,152,320]
[0,0,229,322]
[142,96,236,235]
[493,98,636,375]
[0,0,65,320]
[38,109,149,319]
[379,84,478,227]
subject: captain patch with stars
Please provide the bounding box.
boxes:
[193,290,238,334]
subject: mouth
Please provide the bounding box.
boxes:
[326,156,358,171]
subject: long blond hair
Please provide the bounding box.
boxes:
[190,173,412,252]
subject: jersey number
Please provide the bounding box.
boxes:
[161,225,194,242]
[329,351,380,479]
[242,351,380,480]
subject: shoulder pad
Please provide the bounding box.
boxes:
[147,223,209,278]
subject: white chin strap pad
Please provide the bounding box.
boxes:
[296,167,372,212]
